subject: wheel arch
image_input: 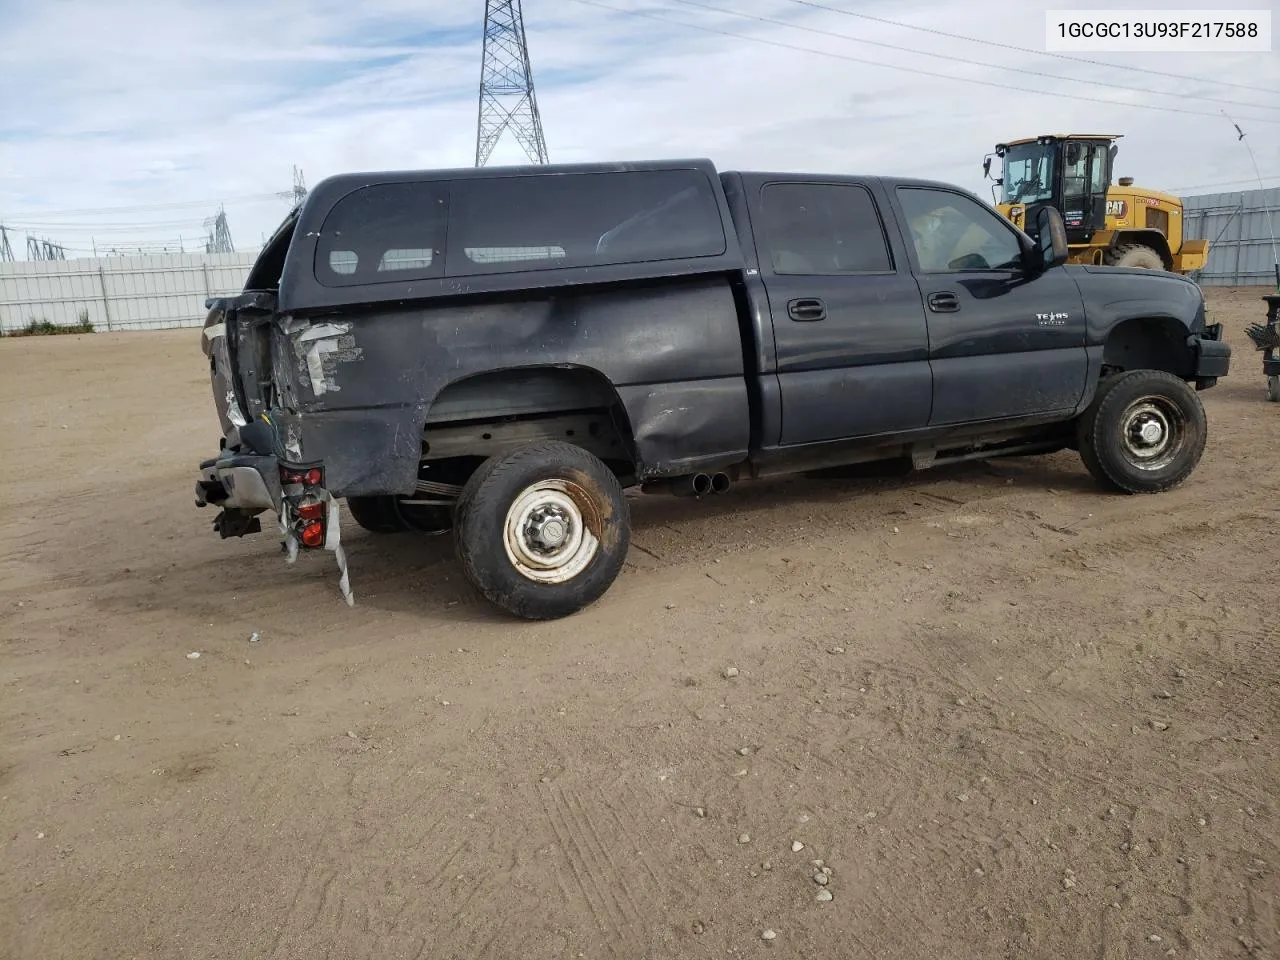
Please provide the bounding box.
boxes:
[422,364,640,473]
[1101,315,1197,380]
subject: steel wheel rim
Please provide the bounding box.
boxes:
[503,479,601,583]
[1119,396,1185,471]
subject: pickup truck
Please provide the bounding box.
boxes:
[195,158,1231,620]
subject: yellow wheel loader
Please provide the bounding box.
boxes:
[983,134,1208,275]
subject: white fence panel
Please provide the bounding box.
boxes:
[0,251,258,334]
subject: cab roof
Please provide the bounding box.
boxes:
[1001,134,1123,147]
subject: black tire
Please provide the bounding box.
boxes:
[345,495,454,535]
[453,440,630,620]
[1075,374,1127,491]
[394,501,453,536]
[345,495,409,533]
[1076,370,1207,494]
[1106,243,1165,270]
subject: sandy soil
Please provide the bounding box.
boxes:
[2,286,1278,960]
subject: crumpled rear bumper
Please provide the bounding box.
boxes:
[195,448,281,537]
[194,439,354,605]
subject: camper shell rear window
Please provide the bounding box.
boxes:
[313,168,727,288]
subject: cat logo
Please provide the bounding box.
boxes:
[1106,200,1128,218]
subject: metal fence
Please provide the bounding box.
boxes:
[1182,186,1280,287]
[0,251,257,334]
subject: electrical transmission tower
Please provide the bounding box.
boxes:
[26,236,67,261]
[0,226,14,263]
[203,205,235,254]
[475,0,549,167]
[276,166,309,208]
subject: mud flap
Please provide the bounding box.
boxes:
[280,490,355,606]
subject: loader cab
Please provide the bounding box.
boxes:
[988,134,1118,244]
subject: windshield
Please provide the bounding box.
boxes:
[1000,142,1055,205]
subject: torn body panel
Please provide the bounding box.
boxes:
[264,275,750,493]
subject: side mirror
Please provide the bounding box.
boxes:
[982,156,992,178]
[1032,205,1069,270]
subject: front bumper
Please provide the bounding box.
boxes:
[1190,323,1231,384]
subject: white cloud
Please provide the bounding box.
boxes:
[1,0,1276,256]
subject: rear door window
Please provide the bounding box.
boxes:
[758,182,894,275]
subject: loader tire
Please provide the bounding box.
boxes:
[1106,243,1165,271]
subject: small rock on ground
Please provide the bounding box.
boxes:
[761,929,777,941]
[724,667,739,678]
[738,833,751,844]
[792,840,805,852]
[816,889,833,902]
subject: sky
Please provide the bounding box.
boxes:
[0,0,1277,258]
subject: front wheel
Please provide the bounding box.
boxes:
[453,441,630,620]
[1076,370,1207,494]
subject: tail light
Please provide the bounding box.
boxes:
[300,521,325,548]
[281,466,323,486]
[280,463,328,550]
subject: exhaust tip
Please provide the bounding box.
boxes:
[711,472,731,494]
[692,473,712,496]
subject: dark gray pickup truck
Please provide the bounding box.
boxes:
[195,158,1231,619]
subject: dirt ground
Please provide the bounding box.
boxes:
[2,286,1278,960]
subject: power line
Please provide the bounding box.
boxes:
[1172,174,1280,193]
[7,192,281,219]
[3,219,211,232]
[776,0,1278,97]
[666,0,1280,115]
[564,0,1280,126]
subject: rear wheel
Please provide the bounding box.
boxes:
[1076,369,1207,494]
[454,441,630,620]
[1106,243,1165,270]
